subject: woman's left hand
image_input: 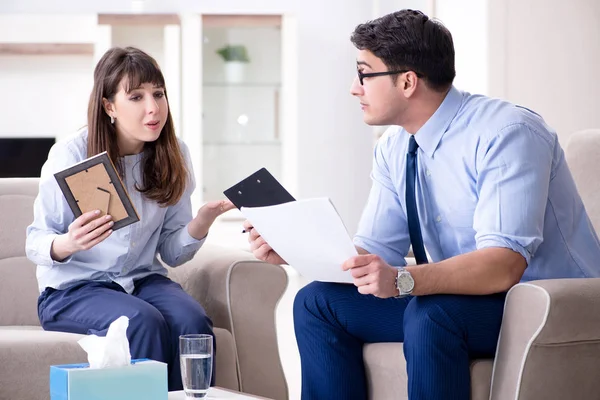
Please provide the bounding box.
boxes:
[188,199,236,240]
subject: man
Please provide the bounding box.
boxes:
[244,9,600,400]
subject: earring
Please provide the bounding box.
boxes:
[110,115,115,124]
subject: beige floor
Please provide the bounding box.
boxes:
[206,218,307,400]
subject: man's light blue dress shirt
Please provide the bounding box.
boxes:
[354,86,600,281]
[26,129,205,294]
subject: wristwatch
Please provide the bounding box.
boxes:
[395,267,415,298]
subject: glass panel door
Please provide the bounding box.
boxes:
[201,16,282,204]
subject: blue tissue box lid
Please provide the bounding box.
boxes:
[50,359,168,400]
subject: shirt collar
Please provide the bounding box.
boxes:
[414,86,463,158]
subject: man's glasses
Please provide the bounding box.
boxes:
[357,69,422,85]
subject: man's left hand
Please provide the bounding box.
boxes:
[342,254,399,298]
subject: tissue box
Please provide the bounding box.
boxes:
[50,359,168,400]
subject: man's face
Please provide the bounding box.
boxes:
[350,50,406,126]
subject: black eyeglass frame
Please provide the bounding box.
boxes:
[357,69,423,85]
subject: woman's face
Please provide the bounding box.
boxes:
[104,79,169,155]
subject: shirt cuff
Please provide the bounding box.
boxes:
[353,237,375,253]
[476,234,531,264]
[37,234,73,267]
[179,224,207,251]
[353,237,408,267]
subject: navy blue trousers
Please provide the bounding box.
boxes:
[294,282,506,400]
[37,274,214,391]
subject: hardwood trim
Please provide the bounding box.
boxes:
[98,14,180,26]
[202,14,281,28]
[0,43,94,55]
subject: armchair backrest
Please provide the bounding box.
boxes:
[565,129,600,234]
[0,178,42,326]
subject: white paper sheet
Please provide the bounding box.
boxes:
[241,198,357,284]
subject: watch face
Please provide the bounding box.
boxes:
[397,272,415,293]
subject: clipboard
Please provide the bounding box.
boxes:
[223,167,295,209]
[54,151,140,231]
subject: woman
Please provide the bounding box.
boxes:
[25,47,233,391]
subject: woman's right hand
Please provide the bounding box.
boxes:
[243,220,287,265]
[51,210,114,261]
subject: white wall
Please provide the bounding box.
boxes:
[436,0,488,95]
[292,4,374,234]
[0,14,97,43]
[0,55,92,139]
[0,15,96,139]
[375,0,429,18]
[488,0,600,143]
[111,25,166,67]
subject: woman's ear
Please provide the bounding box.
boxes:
[102,97,115,119]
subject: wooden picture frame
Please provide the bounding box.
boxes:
[54,152,139,230]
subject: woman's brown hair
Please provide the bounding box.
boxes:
[87,46,187,207]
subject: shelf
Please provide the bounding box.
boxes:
[202,15,281,28]
[0,43,94,55]
[98,14,180,26]
[203,82,281,88]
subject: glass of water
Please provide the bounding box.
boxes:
[180,334,213,399]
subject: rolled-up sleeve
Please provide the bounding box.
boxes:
[353,137,410,266]
[26,142,79,266]
[157,141,204,267]
[474,123,554,264]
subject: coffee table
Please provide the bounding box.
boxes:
[168,386,272,399]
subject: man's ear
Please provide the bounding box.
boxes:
[401,71,419,98]
[102,98,114,118]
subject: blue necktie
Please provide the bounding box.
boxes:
[406,136,428,264]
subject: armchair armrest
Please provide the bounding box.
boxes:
[166,244,289,400]
[490,278,600,400]
[167,244,255,330]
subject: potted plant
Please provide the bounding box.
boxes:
[216,44,250,83]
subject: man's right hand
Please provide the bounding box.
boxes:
[51,210,114,261]
[243,220,287,265]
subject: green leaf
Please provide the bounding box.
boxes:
[215,44,250,62]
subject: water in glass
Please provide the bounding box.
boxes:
[180,353,212,398]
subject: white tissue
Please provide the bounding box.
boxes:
[78,315,132,369]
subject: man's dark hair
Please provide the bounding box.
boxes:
[351,9,455,92]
